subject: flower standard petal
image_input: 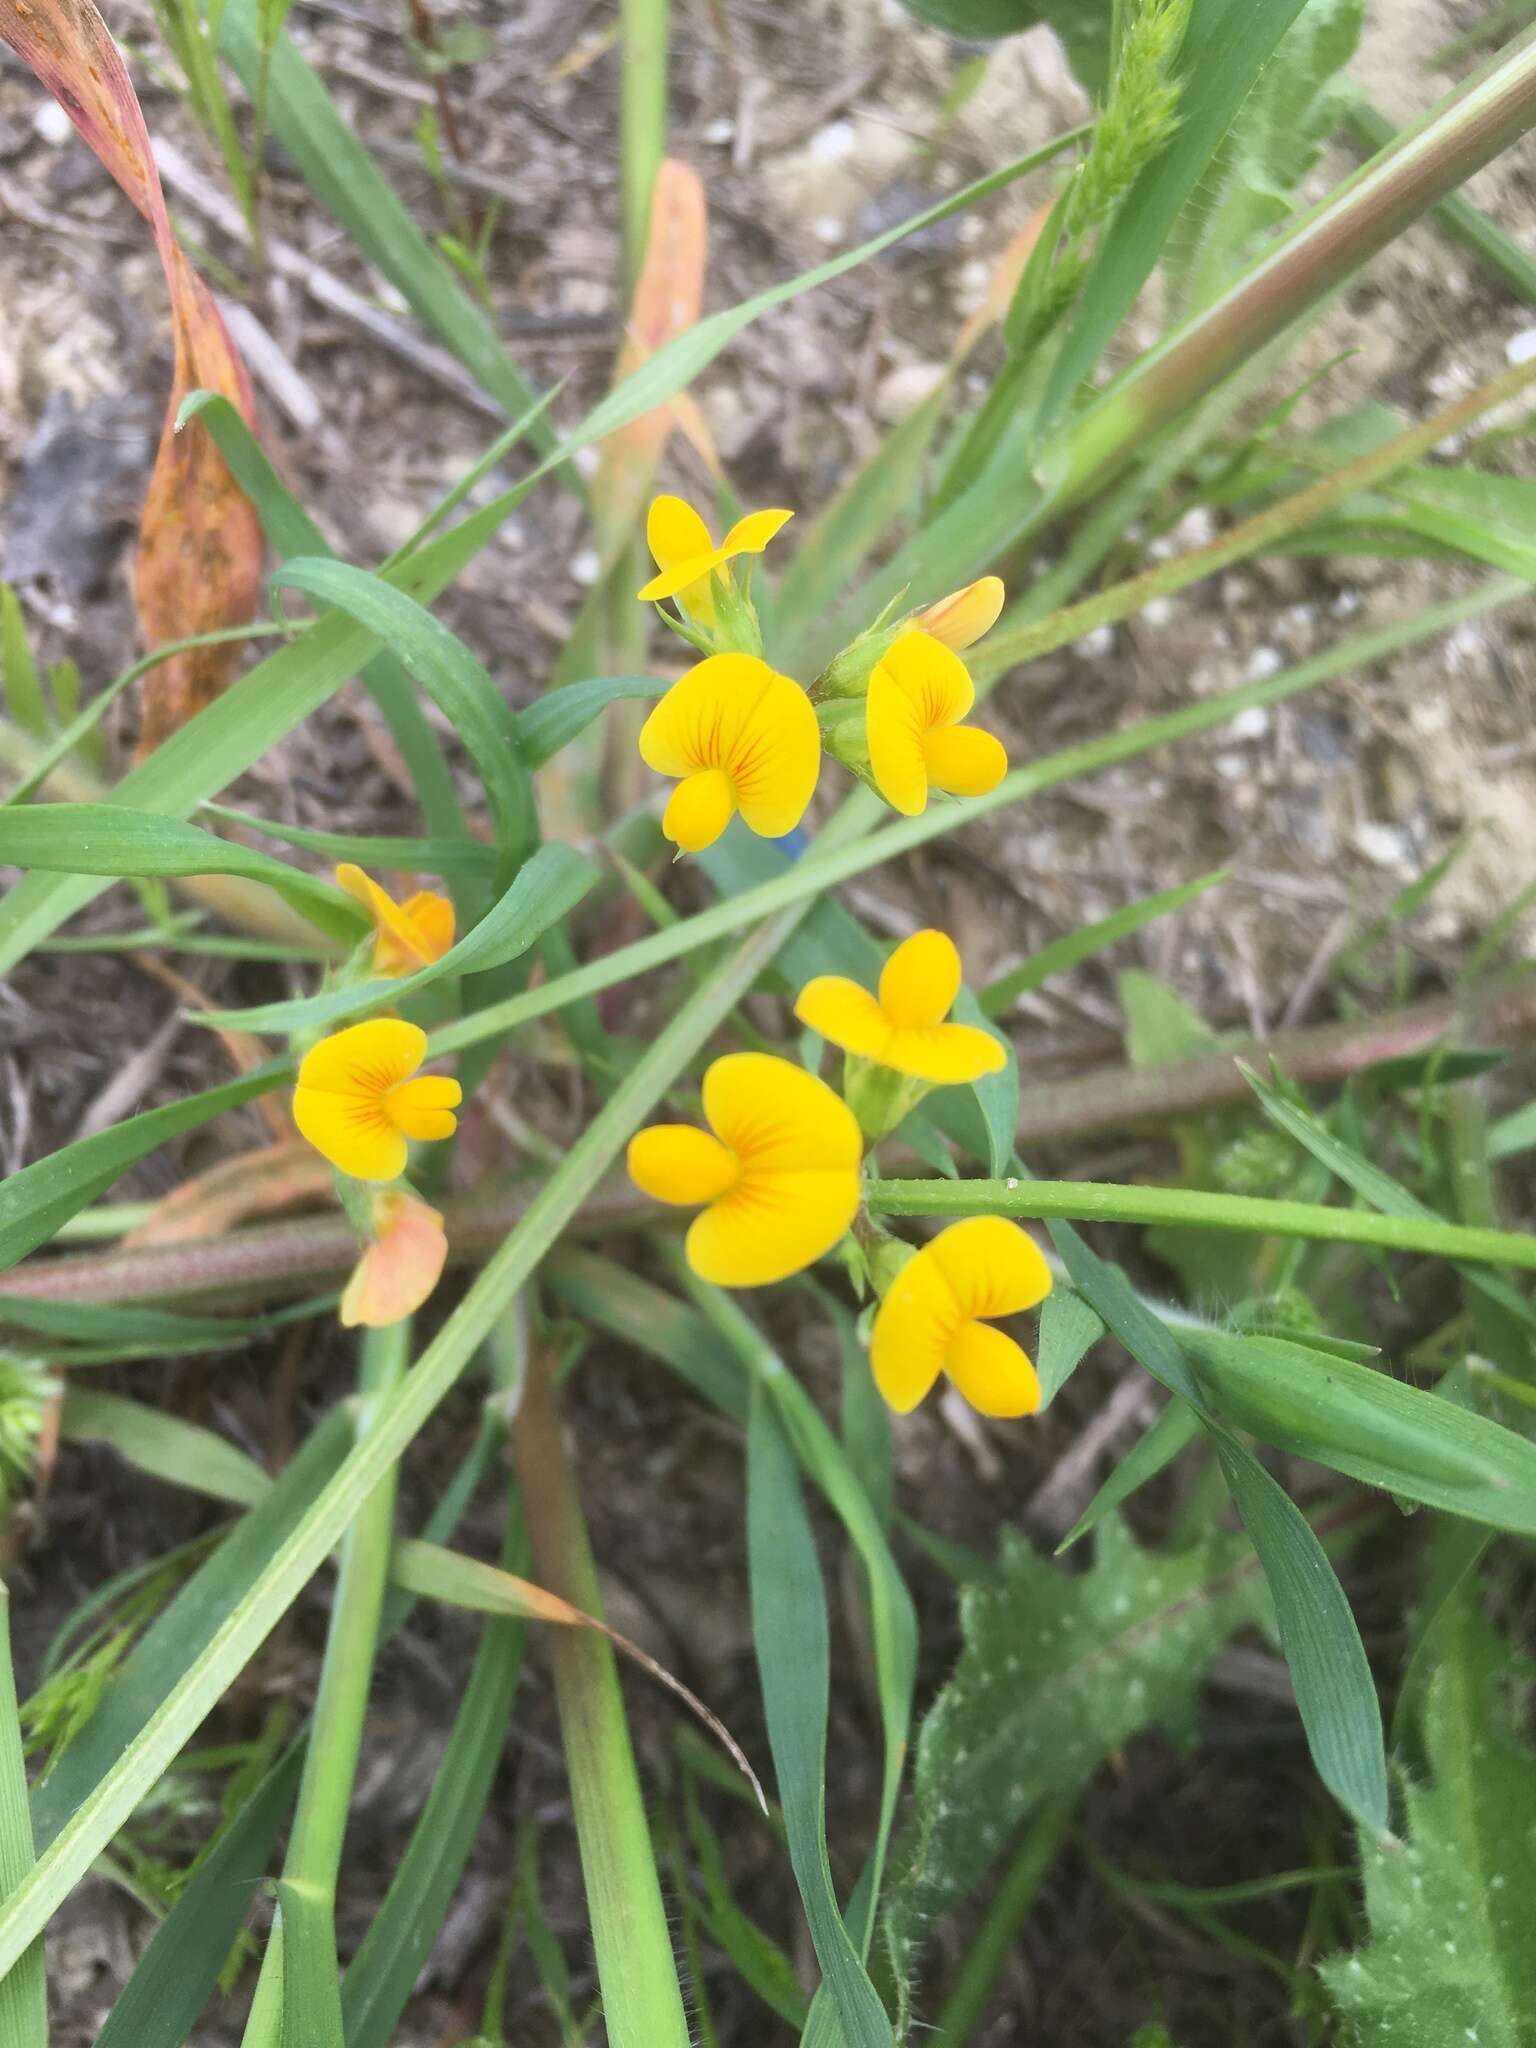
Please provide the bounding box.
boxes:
[928,1216,1052,1321]
[639,654,776,778]
[867,665,930,816]
[922,724,1008,800]
[628,1125,741,1206]
[944,1321,1041,1417]
[793,977,894,1062]
[296,1018,428,1097]
[880,630,976,727]
[687,1166,859,1286]
[728,673,820,840]
[292,1088,406,1183]
[719,507,793,557]
[878,929,962,1030]
[869,1246,957,1413]
[917,576,1005,651]
[702,1052,863,1176]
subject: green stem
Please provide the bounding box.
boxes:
[510,1348,690,2048]
[241,1322,411,2043]
[868,1177,1536,1271]
[620,0,669,292]
[930,1798,1072,2047]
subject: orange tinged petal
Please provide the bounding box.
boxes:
[340,1188,448,1328]
[917,576,1005,652]
[335,864,455,977]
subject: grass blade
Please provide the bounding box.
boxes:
[60,1390,270,1508]
[0,1591,44,2048]
[747,1384,894,2047]
[276,1878,346,2046]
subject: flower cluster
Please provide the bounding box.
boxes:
[289,867,462,1326]
[635,495,1009,854]
[628,924,1049,1419]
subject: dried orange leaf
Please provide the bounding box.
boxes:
[0,0,263,750]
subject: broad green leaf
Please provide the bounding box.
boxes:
[0,1591,44,2048]
[746,1388,894,2047]
[1321,1586,1536,2046]
[1188,1327,1536,1536]
[879,1516,1274,2019]
[29,1408,354,1851]
[60,1390,270,1508]
[518,676,662,767]
[195,842,599,1036]
[271,560,535,880]
[0,1065,288,1275]
[94,1743,305,2048]
[0,806,361,941]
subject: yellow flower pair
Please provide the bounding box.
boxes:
[636,496,1009,852]
[627,926,1049,1417]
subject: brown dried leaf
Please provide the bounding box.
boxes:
[0,0,264,750]
[122,1141,333,1248]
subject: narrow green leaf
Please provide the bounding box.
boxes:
[29,1409,354,1851]
[0,585,48,741]
[1209,1434,1387,1831]
[196,843,599,1036]
[0,806,361,940]
[1057,1396,1203,1551]
[0,1296,287,1351]
[981,872,1227,1017]
[517,675,662,767]
[1034,1287,1105,1407]
[199,804,496,876]
[1189,1327,1536,1536]
[95,1743,305,2048]
[271,560,535,879]
[0,1064,288,1275]
[747,1386,894,2048]
[277,1877,346,2047]
[0,1590,44,2048]
[60,1390,270,1508]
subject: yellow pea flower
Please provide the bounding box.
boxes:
[794,928,1004,1085]
[866,630,1007,817]
[340,1186,449,1328]
[871,1216,1051,1417]
[639,652,821,854]
[627,1051,862,1286]
[915,575,1005,652]
[292,1019,462,1182]
[637,494,792,624]
[335,863,455,978]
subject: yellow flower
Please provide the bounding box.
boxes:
[340,1186,449,1328]
[335,863,455,979]
[627,1051,862,1286]
[292,1019,462,1182]
[637,494,793,624]
[871,1216,1051,1417]
[794,928,1004,1085]
[915,575,1005,652]
[866,630,1007,817]
[638,652,821,854]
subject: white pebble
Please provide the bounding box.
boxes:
[33,100,73,145]
[1174,506,1215,549]
[1246,645,1283,680]
[570,547,601,587]
[1074,624,1115,659]
[1141,597,1174,627]
[810,120,856,162]
[1331,589,1362,618]
[1506,326,1536,366]
[1229,706,1271,741]
[701,117,735,145]
[812,215,844,246]
[1354,822,1412,870]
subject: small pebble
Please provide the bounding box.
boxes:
[701,117,735,145]
[1229,706,1271,741]
[810,120,856,162]
[1141,597,1173,627]
[571,547,600,587]
[33,100,73,146]
[1354,821,1412,870]
[813,215,843,246]
[1506,327,1536,366]
[1074,624,1115,659]
[1246,645,1283,680]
